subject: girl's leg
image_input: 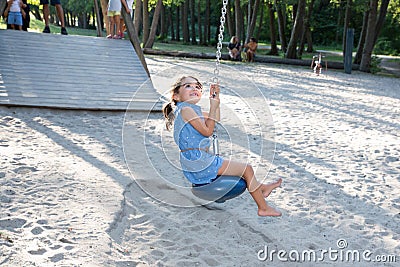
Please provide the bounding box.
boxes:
[114,15,120,37]
[218,160,282,216]
[107,16,113,37]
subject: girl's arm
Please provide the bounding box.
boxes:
[182,84,220,137]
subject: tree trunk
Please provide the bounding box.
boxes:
[268,2,279,55]
[256,1,265,41]
[354,8,369,64]
[142,0,150,44]
[245,0,252,43]
[226,0,234,38]
[169,7,175,40]
[176,5,180,41]
[197,0,203,45]
[343,0,352,58]
[144,0,163,48]
[190,0,197,44]
[0,0,6,17]
[246,0,260,43]
[373,0,390,45]
[335,0,344,46]
[275,0,287,52]
[305,0,315,52]
[359,0,378,72]
[205,0,210,43]
[134,0,142,37]
[285,0,306,59]
[299,0,314,57]
[94,0,102,36]
[160,4,167,39]
[182,1,190,43]
[235,0,242,42]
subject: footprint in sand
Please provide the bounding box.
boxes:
[0,218,26,231]
[28,248,47,255]
[13,166,37,174]
[31,226,44,235]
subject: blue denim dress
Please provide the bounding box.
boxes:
[174,102,224,184]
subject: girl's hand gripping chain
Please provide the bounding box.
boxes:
[209,83,220,110]
[209,83,220,155]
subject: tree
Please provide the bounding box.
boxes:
[197,0,203,44]
[275,0,287,52]
[190,0,197,44]
[343,0,352,58]
[144,0,163,48]
[134,0,143,37]
[0,0,6,17]
[285,0,306,58]
[299,0,315,56]
[235,0,242,42]
[142,0,150,44]
[354,3,370,64]
[205,0,210,43]
[246,0,261,43]
[359,0,390,72]
[267,1,279,55]
[182,0,190,43]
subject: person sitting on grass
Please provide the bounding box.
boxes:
[228,36,241,61]
[244,37,258,63]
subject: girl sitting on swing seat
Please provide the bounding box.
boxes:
[162,76,282,216]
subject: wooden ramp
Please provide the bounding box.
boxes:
[0,30,161,111]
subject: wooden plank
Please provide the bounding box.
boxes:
[0,30,161,111]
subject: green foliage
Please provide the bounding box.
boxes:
[369,55,382,74]
[374,38,397,55]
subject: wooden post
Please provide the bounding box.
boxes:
[344,28,354,74]
[121,8,150,77]
[94,0,102,37]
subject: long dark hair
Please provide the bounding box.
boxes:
[162,76,201,131]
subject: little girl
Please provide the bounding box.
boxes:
[6,0,25,30]
[162,76,282,216]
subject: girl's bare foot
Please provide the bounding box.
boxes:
[261,178,282,198]
[258,205,282,217]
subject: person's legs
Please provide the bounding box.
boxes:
[54,4,65,28]
[119,18,125,38]
[16,12,23,31]
[218,160,281,216]
[114,15,120,38]
[110,16,116,36]
[43,4,50,27]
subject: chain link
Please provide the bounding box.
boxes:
[213,0,228,84]
[212,0,228,156]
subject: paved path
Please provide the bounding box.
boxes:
[0,30,161,111]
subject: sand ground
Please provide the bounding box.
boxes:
[0,56,399,266]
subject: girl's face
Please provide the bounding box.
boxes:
[173,77,203,104]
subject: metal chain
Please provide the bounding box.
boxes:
[213,0,228,84]
[212,0,228,156]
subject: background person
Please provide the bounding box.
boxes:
[228,36,241,60]
[41,0,68,35]
[244,37,258,62]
